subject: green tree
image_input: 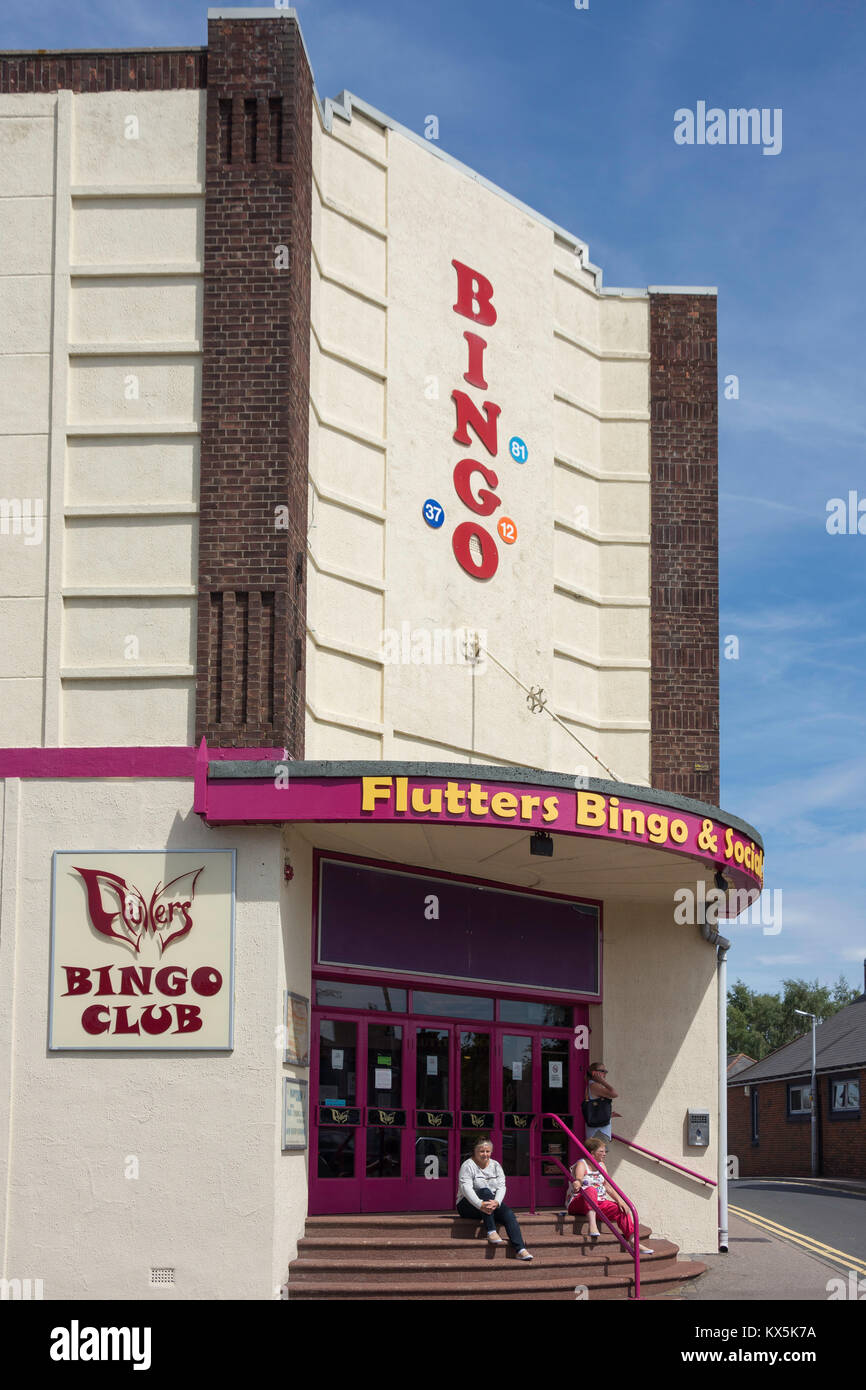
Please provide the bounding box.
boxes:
[727,980,782,1060]
[832,973,860,1007]
[727,976,858,1060]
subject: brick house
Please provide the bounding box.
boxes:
[727,1052,756,1079]
[728,988,866,1179]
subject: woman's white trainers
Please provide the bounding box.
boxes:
[516,1249,534,1260]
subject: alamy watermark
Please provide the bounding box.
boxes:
[826,491,866,535]
[380,623,487,671]
[675,103,782,156]
[1,1277,44,1300]
[0,498,43,546]
[827,1270,866,1300]
[673,882,782,935]
[50,1323,151,1370]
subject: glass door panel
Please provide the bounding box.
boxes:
[317,1128,356,1180]
[364,1023,404,1191]
[416,1027,450,1110]
[459,1030,490,1110]
[502,1034,533,1112]
[541,1036,569,1114]
[415,1130,450,1180]
[319,1018,357,1107]
[312,1016,361,1214]
[410,1024,456,1211]
[367,1023,403,1113]
[500,1033,534,1206]
[501,1131,531,1177]
[540,1034,574,1197]
[366,1127,401,1179]
[360,1021,407,1210]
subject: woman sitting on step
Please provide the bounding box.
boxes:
[566,1136,653,1255]
[456,1137,533,1261]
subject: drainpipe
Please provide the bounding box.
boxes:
[700,919,730,1253]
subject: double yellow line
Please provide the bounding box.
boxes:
[729,1202,866,1278]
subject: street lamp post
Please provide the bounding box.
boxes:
[794,1009,818,1177]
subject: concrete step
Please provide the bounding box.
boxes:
[288,1260,708,1301]
[302,1212,653,1242]
[298,1224,653,1250]
[288,1210,706,1300]
[294,1234,673,1267]
[290,1238,680,1283]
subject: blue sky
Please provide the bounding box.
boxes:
[6,0,865,999]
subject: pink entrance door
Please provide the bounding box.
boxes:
[499,1030,581,1208]
[408,1020,496,1210]
[312,1012,410,1214]
[310,1005,588,1215]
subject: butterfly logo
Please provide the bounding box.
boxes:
[72,865,204,956]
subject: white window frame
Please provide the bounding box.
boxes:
[787,1084,811,1115]
[830,1077,860,1113]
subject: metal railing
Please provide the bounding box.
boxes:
[611,1133,717,1187]
[529,1113,642,1300]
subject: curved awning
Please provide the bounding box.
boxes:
[195,747,763,911]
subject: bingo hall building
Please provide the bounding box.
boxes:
[0,10,764,1300]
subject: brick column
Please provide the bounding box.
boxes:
[196,15,311,752]
[649,293,719,804]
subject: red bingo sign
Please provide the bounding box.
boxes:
[448,259,520,580]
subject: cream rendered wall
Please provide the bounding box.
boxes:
[0,97,56,746]
[62,91,203,746]
[0,776,288,1299]
[2,80,651,770]
[306,102,651,784]
[598,900,719,1252]
[0,89,204,748]
[307,105,388,757]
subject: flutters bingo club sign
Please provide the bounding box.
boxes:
[357,778,763,889]
[198,769,763,894]
[49,850,235,1050]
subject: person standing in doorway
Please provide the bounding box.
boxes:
[582,1061,621,1142]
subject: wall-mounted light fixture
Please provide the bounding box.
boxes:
[530,831,553,858]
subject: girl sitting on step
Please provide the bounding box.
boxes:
[566,1136,653,1255]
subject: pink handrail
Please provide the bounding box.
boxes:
[530,1113,641,1301]
[611,1133,717,1187]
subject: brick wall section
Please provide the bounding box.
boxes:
[728,1071,865,1178]
[649,294,719,805]
[195,17,311,753]
[0,50,206,92]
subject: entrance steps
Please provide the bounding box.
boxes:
[287,1211,706,1300]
